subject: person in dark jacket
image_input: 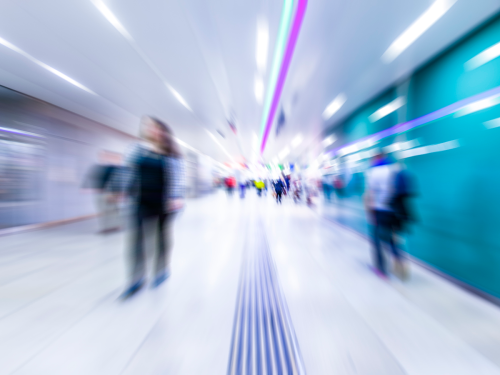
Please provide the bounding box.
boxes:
[274,179,285,204]
[121,116,185,298]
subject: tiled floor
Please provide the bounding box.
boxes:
[1,191,500,374]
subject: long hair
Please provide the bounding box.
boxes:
[148,117,182,158]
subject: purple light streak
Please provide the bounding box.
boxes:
[328,84,500,157]
[260,0,308,154]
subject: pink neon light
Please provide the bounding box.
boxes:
[260,0,308,154]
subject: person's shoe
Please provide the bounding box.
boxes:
[370,266,388,280]
[394,261,409,281]
[151,271,170,288]
[120,279,144,299]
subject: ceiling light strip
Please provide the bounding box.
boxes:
[260,0,308,153]
[206,130,234,161]
[465,41,500,70]
[328,84,500,157]
[258,0,294,138]
[91,0,191,111]
[0,37,95,95]
[382,0,456,63]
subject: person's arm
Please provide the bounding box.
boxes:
[167,157,186,212]
[123,144,142,196]
[364,171,375,224]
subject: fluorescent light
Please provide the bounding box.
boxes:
[384,139,419,153]
[254,76,264,104]
[206,130,234,160]
[256,18,269,72]
[0,126,43,138]
[359,137,378,149]
[90,0,133,42]
[174,137,199,153]
[485,118,500,129]
[465,41,500,71]
[252,132,259,150]
[322,94,346,120]
[279,146,290,159]
[400,139,459,158]
[323,135,337,147]
[455,94,500,117]
[291,134,303,148]
[344,144,359,155]
[0,36,95,95]
[382,0,456,63]
[92,0,193,112]
[167,84,192,111]
[369,97,406,122]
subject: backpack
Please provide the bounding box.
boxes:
[390,169,416,231]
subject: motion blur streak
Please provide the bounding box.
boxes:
[329,84,500,157]
[3,1,500,375]
[259,0,294,139]
[260,0,308,153]
[382,0,457,63]
[91,0,192,111]
[0,36,96,94]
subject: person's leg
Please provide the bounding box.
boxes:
[108,193,120,231]
[123,209,146,297]
[387,214,408,279]
[97,192,112,233]
[372,211,386,275]
[153,213,172,287]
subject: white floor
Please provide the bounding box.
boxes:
[1,191,500,374]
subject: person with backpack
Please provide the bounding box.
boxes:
[121,116,185,298]
[85,151,123,234]
[364,150,413,279]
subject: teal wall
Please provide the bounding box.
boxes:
[324,13,500,298]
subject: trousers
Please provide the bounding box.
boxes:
[372,210,401,274]
[129,207,172,284]
[96,192,120,232]
[276,191,283,203]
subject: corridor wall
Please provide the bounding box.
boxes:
[323,12,500,298]
[0,85,135,228]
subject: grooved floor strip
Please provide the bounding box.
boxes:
[227,218,305,375]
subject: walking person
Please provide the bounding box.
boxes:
[85,151,123,234]
[274,178,285,204]
[364,151,410,279]
[122,116,185,298]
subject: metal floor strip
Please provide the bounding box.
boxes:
[227,219,305,375]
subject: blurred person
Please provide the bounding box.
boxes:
[292,178,302,203]
[239,180,246,198]
[364,150,410,279]
[274,178,285,204]
[225,176,236,195]
[122,116,185,298]
[322,174,333,202]
[255,179,265,197]
[85,151,123,234]
[333,174,344,199]
[285,174,291,195]
[305,178,317,206]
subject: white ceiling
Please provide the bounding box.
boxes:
[0,0,498,164]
